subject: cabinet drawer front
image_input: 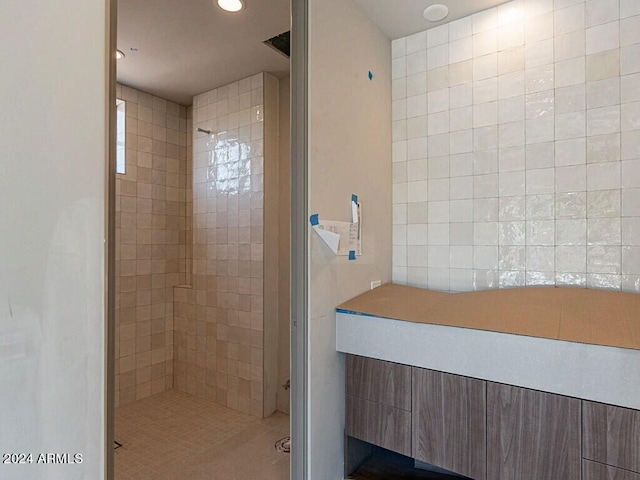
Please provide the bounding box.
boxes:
[583,460,640,480]
[584,401,640,473]
[346,394,412,457]
[487,382,581,480]
[412,368,487,480]
[346,354,411,410]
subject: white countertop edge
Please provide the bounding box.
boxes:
[336,312,640,410]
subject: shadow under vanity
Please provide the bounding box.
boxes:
[338,284,640,479]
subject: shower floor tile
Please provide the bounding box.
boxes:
[115,389,290,480]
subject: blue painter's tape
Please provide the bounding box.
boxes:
[310,214,319,226]
[348,250,356,261]
[368,71,373,80]
[351,194,358,203]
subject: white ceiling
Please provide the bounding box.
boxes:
[117,0,513,105]
[353,0,514,39]
[116,0,290,105]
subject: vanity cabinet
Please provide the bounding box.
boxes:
[487,382,581,480]
[345,354,640,479]
[412,368,486,479]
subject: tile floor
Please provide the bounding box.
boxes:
[115,389,290,480]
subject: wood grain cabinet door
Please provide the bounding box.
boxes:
[412,367,487,480]
[487,382,581,480]
[583,401,640,473]
[346,354,411,410]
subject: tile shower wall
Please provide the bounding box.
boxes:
[115,83,189,406]
[173,74,277,417]
[392,0,640,292]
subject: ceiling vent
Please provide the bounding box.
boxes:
[263,31,290,59]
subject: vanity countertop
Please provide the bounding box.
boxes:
[337,283,640,351]
[336,284,640,410]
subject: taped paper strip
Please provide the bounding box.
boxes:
[310,195,362,258]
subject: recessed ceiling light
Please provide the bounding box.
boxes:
[217,0,244,12]
[116,49,125,60]
[423,4,449,22]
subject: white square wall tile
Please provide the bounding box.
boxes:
[616,69,635,105]
[557,219,587,245]
[525,90,555,119]
[525,39,554,69]
[473,53,498,80]
[450,84,473,109]
[406,73,427,97]
[586,0,620,28]
[587,78,620,109]
[499,195,526,221]
[428,225,449,246]
[427,44,449,70]
[555,57,586,88]
[621,15,640,47]
[621,102,640,132]
[588,245,622,273]
[556,245,587,272]
[499,221,526,245]
[588,189,621,218]
[526,246,555,271]
[587,106,621,136]
[621,0,640,19]
[427,24,449,48]
[622,130,640,159]
[392,57,407,80]
[622,159,640,188]
[622,217,640,245]
[587,162,621,190]
[555,4,586,35]
[450,16,473,41]
[450,200,474,221]
[499,170,526,196]
[527,194,555,219]
[392,38,407,59]
[621,44,640,75]
[474,222,499,245]
[526,168,555,194]
[450,37,473,64]
[407,51,427,75]
[450,246,473,269]
[500,96,526,124]
[588,218,622,245]
[499,245,526,270]
[555,30,586,62]
[556,165,587,192]
[474,246,499,269]
[556,111,586,140]
[622,246,640,274]
[525,12,554,43]
[587,133,621,163]
[555,84,585,115]
[525,64,555,94]
[586,21,620,55]
[622,188,640,216]
[406,31,427,54]
[556,138,586,166]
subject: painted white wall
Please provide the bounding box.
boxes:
[0,1,109,478]
[308,0,392,477]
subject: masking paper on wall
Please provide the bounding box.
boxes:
[311,195,361,258]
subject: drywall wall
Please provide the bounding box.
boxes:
[277,75,291,414]
[0,0,110,478]
[308,0,392,477]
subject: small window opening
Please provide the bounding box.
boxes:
[116,99,126,174]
